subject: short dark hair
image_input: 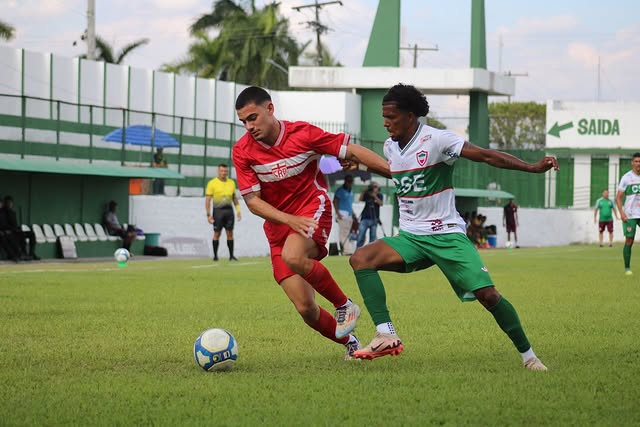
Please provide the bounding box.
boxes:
[218,164,228,169]
[235,86,271,110]
[108,200,117,210]
[344,175,354,182]
[382,83,429,117]
[3,195,12,203]
[633,152,640,159]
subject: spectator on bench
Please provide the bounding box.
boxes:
[0,195,39,261]
[103,200,136,251]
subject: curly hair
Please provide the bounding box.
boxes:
[382,83,429,117]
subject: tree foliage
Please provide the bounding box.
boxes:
[427,116,446,129]
[0,19,16,41]
[163,1,308,89]
[488,101,546,149]
[80,36,149,64]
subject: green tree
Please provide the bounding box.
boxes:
[0,19,16,41]
[488,101,546,149]
[427,116,446,129]
[303,41,341,66]
[80,35,149,64]
[164,1,307,89]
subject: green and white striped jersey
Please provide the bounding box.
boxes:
[617,170,640,219]
[383,124,466,235]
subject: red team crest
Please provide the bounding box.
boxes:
[272,162,288,179]
[416,150,428,166]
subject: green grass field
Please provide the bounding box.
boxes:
[1,245,638,426]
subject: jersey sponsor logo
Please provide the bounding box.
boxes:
[419,134,432,143]
[481,266,488,272]
[444,149,458,159]
[416,150,428,166]
[394,174,427,196]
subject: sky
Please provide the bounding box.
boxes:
[3,0,640,124]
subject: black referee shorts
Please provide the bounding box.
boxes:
[212,206,235,232]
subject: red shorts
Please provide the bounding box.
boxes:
[265,200,332,283]
[599,221,613,233]
[506,223,517,233]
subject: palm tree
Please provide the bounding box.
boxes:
[80,35,149,64]
[0,19,16,41]
[303,41,342,67]
[163,1,307,89]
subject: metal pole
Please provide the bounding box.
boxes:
[177,117,184,195]
[150,112,156,166]
[89,105,94,163]
[203,120,208,193]
[20,96,26,159]
[55,101,60,160]
[121,108,126,166]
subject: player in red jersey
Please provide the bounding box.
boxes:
[232,86,389,359]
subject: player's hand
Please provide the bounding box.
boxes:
[237,212,242,221]
[286,215,319,238]
[340,159,358,171]
[532,156,559,173]
[207,216,214,224]
[621,212,628,222]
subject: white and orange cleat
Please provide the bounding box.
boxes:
[524,357,548,371]
[335,301,360,339]
[353,332,403,360]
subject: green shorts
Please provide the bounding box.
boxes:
[380,230,494,302]
[623,218,640,238]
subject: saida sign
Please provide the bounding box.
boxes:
[545,101,639,149]
[547,119,620,137]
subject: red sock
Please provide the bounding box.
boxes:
[303,260,348,308]
[305,307,349,345]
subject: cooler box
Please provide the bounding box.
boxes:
[487,235,497,248]
[145,233,160,246]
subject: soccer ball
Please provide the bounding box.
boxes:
[193,328,238,372]
[114,248,130,263]
[505,241,514,249]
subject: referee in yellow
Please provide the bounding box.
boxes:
[205,164,242,261]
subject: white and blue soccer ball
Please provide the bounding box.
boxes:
[505,241,514,249]
[114,248,130,263]
[194,328,238,372]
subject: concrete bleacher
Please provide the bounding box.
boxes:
[25,223,145,259]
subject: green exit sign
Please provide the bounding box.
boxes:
[548,119,620,137]
[577,118,619,135]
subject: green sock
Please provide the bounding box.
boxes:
[354,269,391,325]
[488,296,531,353]
[623,245,632,269]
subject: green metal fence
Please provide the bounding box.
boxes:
[1,93,561,206]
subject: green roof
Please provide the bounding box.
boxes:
[0,157,184,179]
[455,188,514,199]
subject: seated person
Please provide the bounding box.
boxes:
[103,200,136,251]
[0,195,39,261]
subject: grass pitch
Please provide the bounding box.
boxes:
[0,245,638,426]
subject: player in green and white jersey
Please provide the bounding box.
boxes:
[615,153,640,276]
[348,84,559,371]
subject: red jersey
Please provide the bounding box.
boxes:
[232,120,350,216]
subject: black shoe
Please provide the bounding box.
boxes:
[213,256,219,262]
[229,256,238,261]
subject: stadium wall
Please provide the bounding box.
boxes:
[130,196,614,258]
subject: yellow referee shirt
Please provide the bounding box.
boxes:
[205,177,237,208]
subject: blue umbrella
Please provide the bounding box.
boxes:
[102,125,180,148]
